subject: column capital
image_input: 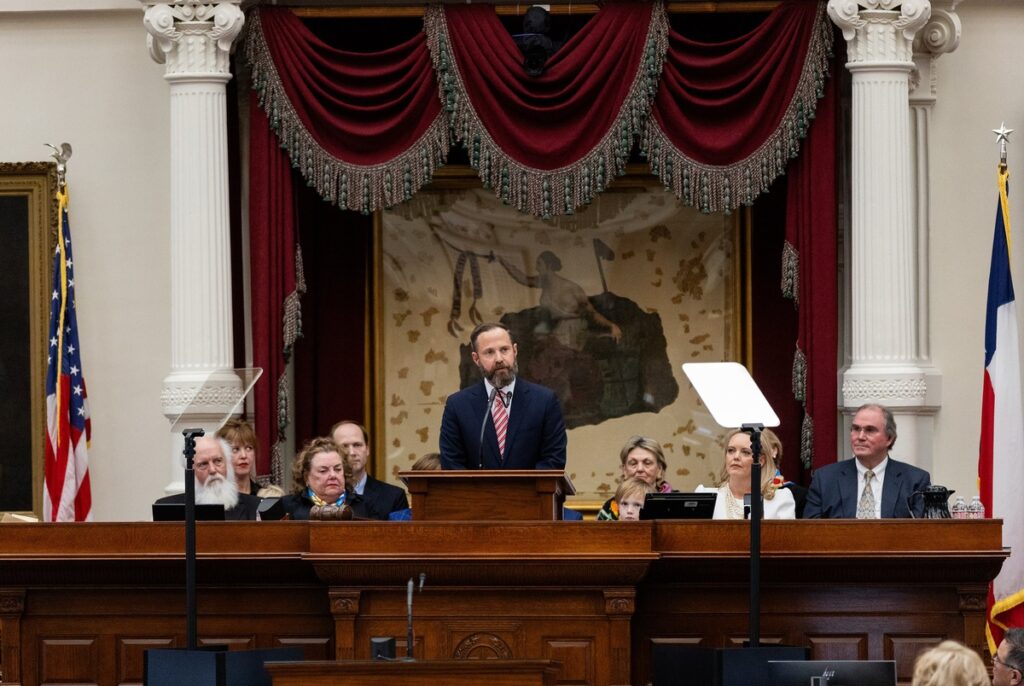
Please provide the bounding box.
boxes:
[142,1,244,81]
[828,0,931,66]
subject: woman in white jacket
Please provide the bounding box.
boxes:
[696,428,795,520]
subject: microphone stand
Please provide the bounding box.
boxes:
[478,386,498,469]
[742,423,763,649]
[181,428,204,651]
[405,573,426,660]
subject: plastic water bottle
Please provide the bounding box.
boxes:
[951,496,967,520]
[967,496,986,520]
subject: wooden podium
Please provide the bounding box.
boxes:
[266,659,562,686]
[398,470,575,521]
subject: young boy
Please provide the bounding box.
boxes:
[614,477,654,521]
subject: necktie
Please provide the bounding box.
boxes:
[856,469,876,519]
[491,390,508,457]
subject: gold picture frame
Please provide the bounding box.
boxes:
[0,162,58,518]
[372,165,749,506]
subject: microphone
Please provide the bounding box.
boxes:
[478,386,499,469]
[406,577,414,660]
[406,573,426,660]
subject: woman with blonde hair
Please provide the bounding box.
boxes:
[597,436,671,520]
[215,419,262,495]
[911,640,988,686]
[696,428,795,520]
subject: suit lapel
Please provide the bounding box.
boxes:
[880,461,901,518]
[503,380,528,464]
[839,462,858,518]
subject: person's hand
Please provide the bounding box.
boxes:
[609,324,623,342]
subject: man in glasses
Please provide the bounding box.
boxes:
[994,629,1024,686]
[803,403,931,519]
[155,435,261,520]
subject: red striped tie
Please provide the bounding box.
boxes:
[492,390,508,457]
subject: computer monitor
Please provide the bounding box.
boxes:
[152,503,226,521]
[767,660,896,686]
[639,492,717,520]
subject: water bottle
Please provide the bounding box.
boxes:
[967,496,985,520]
[951,496,967,520]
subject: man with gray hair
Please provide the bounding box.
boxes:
[803,403,931,519]
[154,435,261,520]
[994,628,1024,686]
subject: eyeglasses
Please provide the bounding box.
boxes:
[993,654,1021,673]
[194,457,225,472]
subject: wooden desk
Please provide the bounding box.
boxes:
[0,520,1004,686]
[266,659,562,686]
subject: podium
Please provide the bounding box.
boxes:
[399,470,574,521]
[265,659,561,685]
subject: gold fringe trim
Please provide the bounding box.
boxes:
[244,9,450,215]
[424,2,669,219]
[643,2,833,214]
[781,239,799,305]
[800,411,813,469]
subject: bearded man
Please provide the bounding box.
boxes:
[439,322,567,470]
[155,435,261,520]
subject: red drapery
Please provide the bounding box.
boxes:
[784,57,839,470]
[244,1,838,476]
[424,2,666,216]
[249,94,303,483]
[246,7,448,214]
[646,1,832,213]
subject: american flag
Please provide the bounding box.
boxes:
[43,188,92,522]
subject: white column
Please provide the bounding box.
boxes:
[829,0,938,468]
[143,1,245,493]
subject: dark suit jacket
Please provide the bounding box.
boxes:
[803,457,931,519]
[440,378,567,470]
[154,492,261,521]
[355,474,410,520]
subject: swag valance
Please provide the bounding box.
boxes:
[245,0,831,217]
[245,1,838,484]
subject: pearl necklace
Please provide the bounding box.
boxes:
[724,487,746,520]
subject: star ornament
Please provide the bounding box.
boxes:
[994,122,1014,145]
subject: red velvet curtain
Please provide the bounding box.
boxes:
[646,1,832,213]
[246,7,448,214]
[248,94,301,484]
[424,2,665,216]
[784,57,839,471]
[244,1,839,475]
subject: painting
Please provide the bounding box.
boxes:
[377,176,742,504]
[0,162,57,516]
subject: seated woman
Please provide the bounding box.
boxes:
[281,437,360,520]
[911,640,988,686]
[597,436,671,520]
[697,428,795,520]
[216,419,262,496]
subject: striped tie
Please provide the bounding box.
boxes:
[492,390,508,457]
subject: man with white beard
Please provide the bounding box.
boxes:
[155,435,261,520]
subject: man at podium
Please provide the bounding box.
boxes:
[440,323,567,470]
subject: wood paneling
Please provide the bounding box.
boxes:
[0,520,1004,686]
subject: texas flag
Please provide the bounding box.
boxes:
[980,166,1024,652]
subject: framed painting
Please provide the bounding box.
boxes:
[0,162,57,517]
[375,168,746,505]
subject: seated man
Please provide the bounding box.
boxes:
[332,420,409,521]
[804,403,930,519]
[994,627,1024,686]
[155,435,261,520]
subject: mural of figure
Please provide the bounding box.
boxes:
[498,250,622,347]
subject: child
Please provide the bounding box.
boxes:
[612,477,654,521]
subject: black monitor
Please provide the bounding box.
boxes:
[639,492,716,520]
[152,503,226,521]
[767,660,896,686]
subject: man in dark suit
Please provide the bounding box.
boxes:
[331,420,409,520]
[440,323,567,470]
[154,435,260,520]
[804,403,930,518]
